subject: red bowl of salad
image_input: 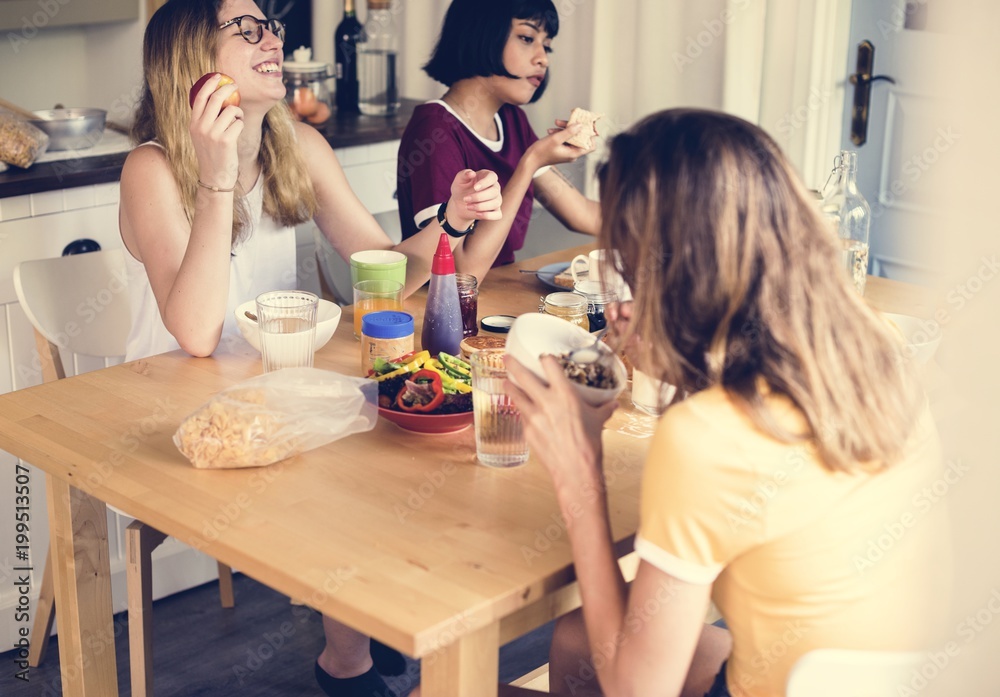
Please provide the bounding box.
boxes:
[370,350,474,434]
[377,406,473,434]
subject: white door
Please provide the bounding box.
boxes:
[839,1,953,285]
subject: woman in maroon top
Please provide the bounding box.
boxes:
[398,0,601,279]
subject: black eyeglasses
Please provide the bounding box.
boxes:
[219,15,285,45]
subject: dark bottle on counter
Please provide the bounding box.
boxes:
[334,0,362,113]
[422,234,464,357]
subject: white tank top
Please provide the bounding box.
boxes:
[123,145,297,360]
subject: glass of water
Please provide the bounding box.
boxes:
[470,349,528,468]
[255,291,318,373]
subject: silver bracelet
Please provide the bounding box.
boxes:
[197,180,236,193]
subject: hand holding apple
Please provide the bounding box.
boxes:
[189,73,241,109]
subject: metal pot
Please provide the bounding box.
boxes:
[28,108,107,151]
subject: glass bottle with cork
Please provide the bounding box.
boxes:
[821,150,871,295]
[334,0,362,114]
[358,0,400,116]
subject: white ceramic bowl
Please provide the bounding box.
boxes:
[234,298,342,352]
[506,313,627,406]
[882,312,942,365]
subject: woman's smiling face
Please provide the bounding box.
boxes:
[213,0,286,108]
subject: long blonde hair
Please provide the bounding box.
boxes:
[599,109,921,472]
[132,0,316,245]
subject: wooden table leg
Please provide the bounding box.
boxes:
[420,622,499,697]
[45,476,119,697]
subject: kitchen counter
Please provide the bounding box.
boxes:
[0,98,421,199]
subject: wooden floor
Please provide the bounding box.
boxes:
[0,573,552,696]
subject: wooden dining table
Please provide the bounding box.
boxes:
[0,243,935,697]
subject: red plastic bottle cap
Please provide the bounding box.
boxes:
[430,232,456,275]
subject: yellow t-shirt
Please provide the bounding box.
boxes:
[634,385,949,697]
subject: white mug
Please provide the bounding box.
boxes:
[571,249,632,301]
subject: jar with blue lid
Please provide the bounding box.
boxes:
[361,310,414,375]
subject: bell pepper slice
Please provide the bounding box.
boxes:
[396,369,446,413]
[373,350,432,382]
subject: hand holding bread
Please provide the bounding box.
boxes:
[564,108,603,150]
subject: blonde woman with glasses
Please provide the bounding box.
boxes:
[120,1,501,695]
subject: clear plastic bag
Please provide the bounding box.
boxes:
[174,367,378,469]
[0,110,49,168]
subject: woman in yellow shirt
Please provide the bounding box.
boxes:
[501,109,947,697]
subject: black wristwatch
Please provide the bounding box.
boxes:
[437,202,477,238]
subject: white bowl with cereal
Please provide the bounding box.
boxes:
[506,313,626,406]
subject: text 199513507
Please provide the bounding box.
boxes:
[12,463,33,682]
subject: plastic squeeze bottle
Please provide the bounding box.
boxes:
[421,233,464,356]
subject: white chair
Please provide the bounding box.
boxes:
[13,249,235,697]
[786,648,925,697]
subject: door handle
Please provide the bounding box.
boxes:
[848,40,896,146]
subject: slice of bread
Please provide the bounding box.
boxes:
[566,107,603,150]
[554,269,578,288]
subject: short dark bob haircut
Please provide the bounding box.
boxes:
[423,0,559,103]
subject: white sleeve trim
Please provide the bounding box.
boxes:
[414,204,440,230]
[533,165,552,179]
[634,535,722,585]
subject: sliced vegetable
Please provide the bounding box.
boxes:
[422,361,472,394]
[438,352,471,378]
[373,350,431,382]
[396,370,446,413]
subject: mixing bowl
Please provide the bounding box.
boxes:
[29,108,106,151]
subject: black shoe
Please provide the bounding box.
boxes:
[314,663,397,697]
[370,639,407,677]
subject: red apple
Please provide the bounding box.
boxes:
[189,73,240,109]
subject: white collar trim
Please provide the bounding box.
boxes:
[428,99,504,153]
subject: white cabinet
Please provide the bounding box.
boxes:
[0,139,400,652]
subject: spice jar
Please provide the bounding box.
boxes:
[361,310,413,375]
[456,273,479,338]
[283,46,334,124]
[539,292,589,331]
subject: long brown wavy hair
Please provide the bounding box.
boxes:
[599,109,922,472]
[132,0,316,245]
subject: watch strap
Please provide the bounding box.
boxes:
[437,202,477,238]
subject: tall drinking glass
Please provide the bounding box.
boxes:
[471,349,528,468]
[353,279,404,339]
[255,291,318,372]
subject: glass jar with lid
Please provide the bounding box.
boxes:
[283,46,334,124]
[539,292,590,331]
[572,281,616,333]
